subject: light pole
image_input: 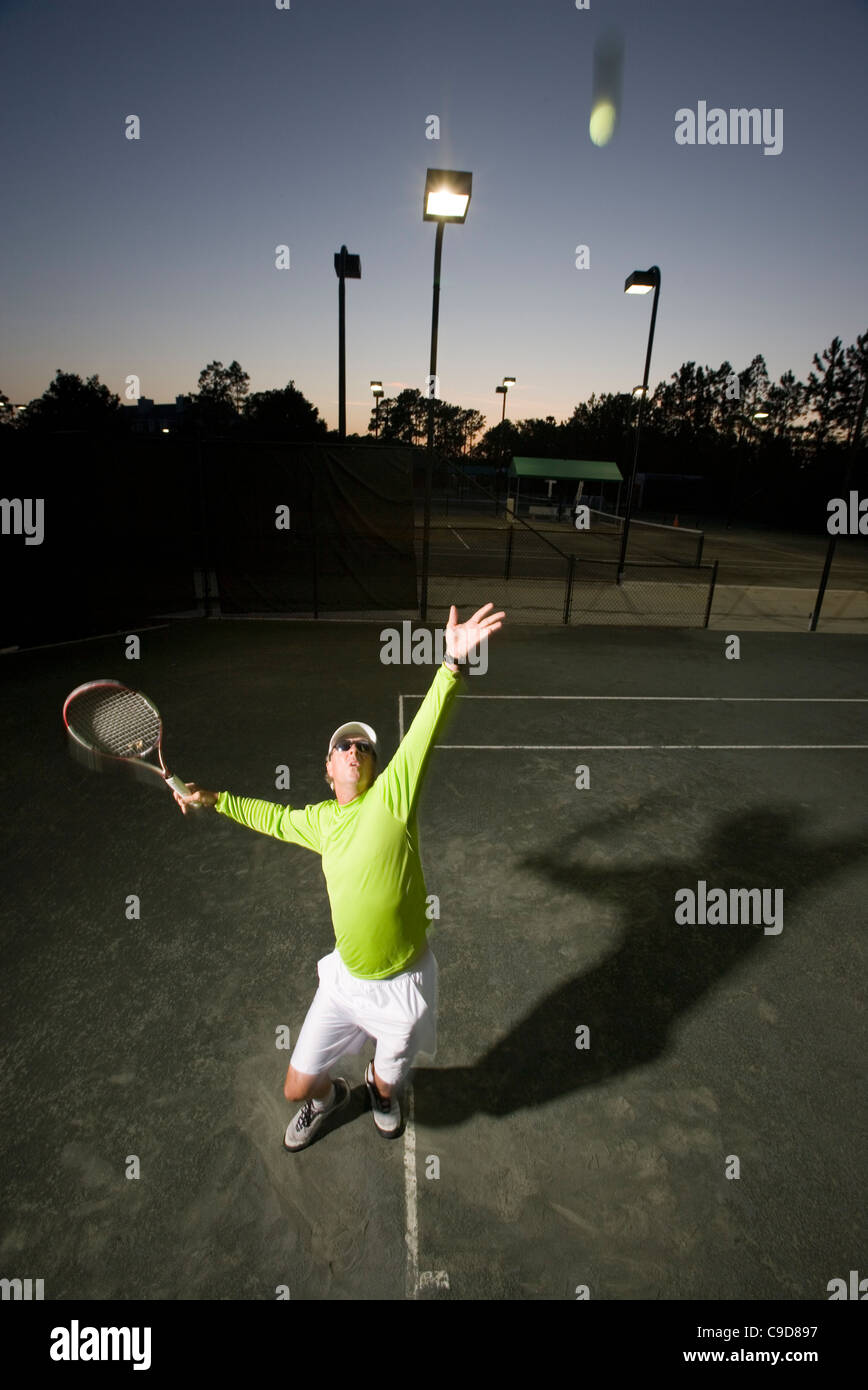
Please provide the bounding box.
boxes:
[370,380,384,437]
[496,376,515,423]
[727,407,769,528]
[420,168,472,620]
[334,245,361,440]
[495,378,515,512]
[615,384,648,517]
[618,266,661,581]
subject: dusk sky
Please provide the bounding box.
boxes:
[1,0,866,437]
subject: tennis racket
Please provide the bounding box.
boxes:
[63,679,196,802]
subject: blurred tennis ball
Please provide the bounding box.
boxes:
[589,30,624,147]
[590,101,617,146]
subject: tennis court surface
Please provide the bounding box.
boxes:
[1,617,866,1299]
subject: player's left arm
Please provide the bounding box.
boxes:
[378,602,505,821]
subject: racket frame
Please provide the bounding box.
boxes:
[62,679,189,796]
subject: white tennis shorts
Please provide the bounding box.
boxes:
[289,944,438,1087]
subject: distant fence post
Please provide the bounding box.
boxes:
[703,559,718,628]
[563,554,576,625]
[311,467,319,619]
[504,525,514,581]
[809,542,836,631]
[812,375,868,630]
[197,433,220,616]
[695,532,704,567]
[421,447,433,622]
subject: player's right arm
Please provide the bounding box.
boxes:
[174,784,323,853]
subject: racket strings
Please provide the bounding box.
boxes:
[67,687,161,758]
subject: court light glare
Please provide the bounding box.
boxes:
[423,169,472,222]
[624,269,658,294]
[753,408,769,419]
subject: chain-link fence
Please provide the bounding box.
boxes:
[416,521,717,627]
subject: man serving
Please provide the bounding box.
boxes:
[174,602,504,1151]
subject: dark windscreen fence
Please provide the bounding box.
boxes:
[205,441,316,614]
[2,436,419,649]
[1,431,199,649]
[208,443,419,615]
[312,444,418,611]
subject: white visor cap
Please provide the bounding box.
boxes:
[328,721,378,756]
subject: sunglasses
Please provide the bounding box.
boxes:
[332,739,374,754]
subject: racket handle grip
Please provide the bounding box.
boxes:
[167,774,199,800]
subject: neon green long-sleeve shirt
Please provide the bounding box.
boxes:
[215,662,461,979]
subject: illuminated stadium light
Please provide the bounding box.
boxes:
[423,169,472,223]
[624,269,658,294]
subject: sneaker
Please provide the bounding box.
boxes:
[283,1078,351,1152]
[364,1061,402,1138]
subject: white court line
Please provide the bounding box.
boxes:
[437,744,868,750]
[399,697,450,1298]
[403,1085,420,1298]
[399,694,450,1298]
[448,527,471,550]
[0,623,170,655]
[398,693,419,1298]
[434,695,868,702]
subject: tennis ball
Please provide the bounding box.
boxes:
[590,29,624,147]
[590,100,617,146]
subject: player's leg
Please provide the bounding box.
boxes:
[371,1067,392,1099]
[361,948,439,1135]
[283,1065,332,1102]
[282,952,370,1150]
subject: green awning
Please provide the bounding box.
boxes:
[509,457,622,481]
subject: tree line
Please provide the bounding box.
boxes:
[0,361,328,442]
[3,335,865,506]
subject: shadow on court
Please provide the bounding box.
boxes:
[413,805,867,1125]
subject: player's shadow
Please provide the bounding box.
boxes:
[412,805,866,1127]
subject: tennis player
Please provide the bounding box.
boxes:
[174,602,504,1151]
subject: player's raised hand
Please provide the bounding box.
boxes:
[445,602,505,664]
[173,782,218,815]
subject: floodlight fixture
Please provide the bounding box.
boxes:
[624,268,659,294]
[423,169,472,222]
